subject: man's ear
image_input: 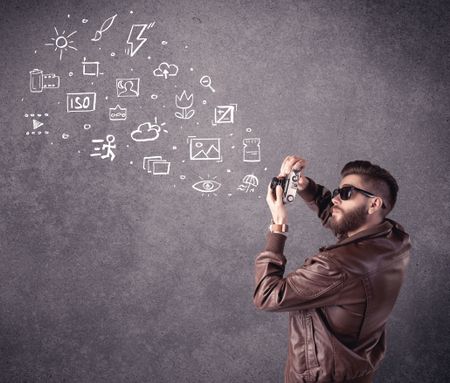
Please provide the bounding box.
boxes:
[368,197,383,215]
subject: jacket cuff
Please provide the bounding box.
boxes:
[297,176,318,202]
[265,232,287,254]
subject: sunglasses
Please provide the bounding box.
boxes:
[332,186,386,209]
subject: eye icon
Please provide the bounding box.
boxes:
[192,179,221,193]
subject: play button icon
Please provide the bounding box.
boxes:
[32,119,44,130]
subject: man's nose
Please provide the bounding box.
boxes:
[332,194,341,206]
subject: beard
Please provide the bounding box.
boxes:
[329,204,368,237]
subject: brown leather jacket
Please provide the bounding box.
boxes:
[253,177,411,383]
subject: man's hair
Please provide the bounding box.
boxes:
[340,160,399,217]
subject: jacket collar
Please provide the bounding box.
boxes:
[320,219,394,252]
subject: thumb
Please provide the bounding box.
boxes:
[276,185,283,201]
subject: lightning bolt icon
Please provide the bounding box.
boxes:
[126,23,154,57]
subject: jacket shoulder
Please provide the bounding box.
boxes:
[324,236,411,277]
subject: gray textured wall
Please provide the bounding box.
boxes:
[1,0,449,382]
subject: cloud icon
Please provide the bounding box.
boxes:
[153,62,179,79]
[131,120,161,142]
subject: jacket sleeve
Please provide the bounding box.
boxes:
[297,176,335,234]
[253,232,346,312]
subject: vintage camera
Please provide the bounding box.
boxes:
[270,170,301,203]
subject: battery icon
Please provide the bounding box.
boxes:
[29,69,60,93]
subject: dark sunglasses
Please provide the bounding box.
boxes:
[332,186,386,208]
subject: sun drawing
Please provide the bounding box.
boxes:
[45,27,78,60]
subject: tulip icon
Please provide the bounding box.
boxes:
[175,90,195,120]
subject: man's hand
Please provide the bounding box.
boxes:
[266,155,310,226]
[279,155,309,191]
[266,183,287,224]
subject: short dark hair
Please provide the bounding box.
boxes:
[340,160,399,217]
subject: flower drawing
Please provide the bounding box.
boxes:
[175,90,195,120]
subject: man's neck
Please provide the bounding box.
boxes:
[347,218,384,238]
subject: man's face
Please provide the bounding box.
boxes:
[329,174,371,236]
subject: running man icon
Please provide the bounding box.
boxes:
[90,134,116,161]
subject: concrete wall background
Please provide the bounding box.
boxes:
[1,0,449,381]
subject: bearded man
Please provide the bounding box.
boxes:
[254,156,411,383]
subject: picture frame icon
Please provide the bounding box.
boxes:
[143,156,171,175]
[189,137,221,161]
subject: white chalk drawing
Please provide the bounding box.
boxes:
[25,131,49,136]
[237,174,259,193]
[131,118,165,142]
[243,138,261,162]
[24,113,49,118]
[90,135,116,161]
[82,57,103,76]
[109,104,127,121]
[24,112,49,119]
[175,90,195,119]
[25,116,49,136]
[143,156,171,175]
[125,23,155,57]
[25,130,49,136]
[33,119,44,130]
[153,62,178,79]
[91,14,117,42]
[189,137,221,161]
[116,78,140,97]
[67,92,96,113]
[29,69,60,93]
[213,104,237,125]
[192,175,221,195]
[199,75,216,93]
[45,27,78,61]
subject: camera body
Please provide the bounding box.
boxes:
[270,170,301,203]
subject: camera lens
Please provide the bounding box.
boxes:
[271,176,285,190]
[270,177,280,189]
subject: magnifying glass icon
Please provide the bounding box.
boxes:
[200,75,216,93]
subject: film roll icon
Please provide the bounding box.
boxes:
[30,69,44,93]
[29,69,60,93]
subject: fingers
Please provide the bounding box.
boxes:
[293,158,307,172]
[280,155,307,176]
[279,156,291,176]
[275,185,283,203]
[266,183,284,205]
[266,183,275,204]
